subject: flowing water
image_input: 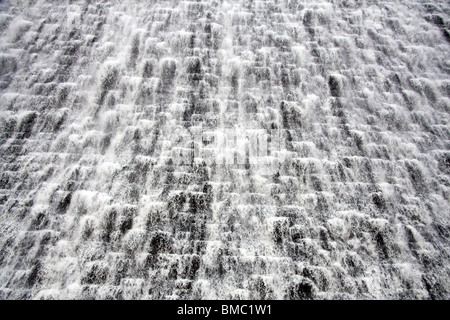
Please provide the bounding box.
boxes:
[0,0,449,299]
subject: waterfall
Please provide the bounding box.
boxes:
[0,0,449,300]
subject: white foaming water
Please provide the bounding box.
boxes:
[0,0,449,299]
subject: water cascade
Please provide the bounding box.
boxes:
[0,0,449,299]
